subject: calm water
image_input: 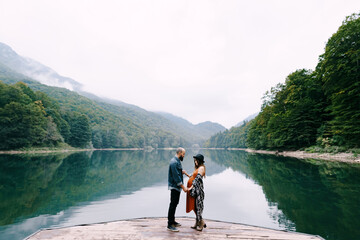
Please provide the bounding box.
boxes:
[0,150,360,240]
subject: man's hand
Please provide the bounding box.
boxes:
[181,185,188,192]
[182,170,190,178]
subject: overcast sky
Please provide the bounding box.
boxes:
[0,1,359,128]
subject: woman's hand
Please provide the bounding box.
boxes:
[188,186,193,191]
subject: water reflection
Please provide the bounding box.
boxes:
[0,150,227,239]
[207,150,360,240]
[0,150,359,240]
[0,150,179,225]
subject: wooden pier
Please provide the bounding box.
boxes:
[26,217,324,240]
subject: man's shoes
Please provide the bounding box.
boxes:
[167,225,179,232]
[173,221,181,227]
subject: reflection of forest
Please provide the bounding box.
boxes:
[0,150,170,226]
[0,153,66,226]
[0,150,226,227]
[208,150,360,240]
[2,150,359,240]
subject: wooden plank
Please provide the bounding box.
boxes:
[26,217,324,240]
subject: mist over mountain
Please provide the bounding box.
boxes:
[235,112,258,127]
[156,112,226,142]
[195,121,227,137]
[0,42,225,148]
[0,42,82,91]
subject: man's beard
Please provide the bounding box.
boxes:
[179,156,184,161]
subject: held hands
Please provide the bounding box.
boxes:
[180,185,193,193]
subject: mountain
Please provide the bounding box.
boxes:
[0,70,189,149]
[235,112,258,127]
[204,113,257,148]
[204,120,253,148]
[195,121,227,137]
[156,112,226,142]
[0,42,225,148]
[0,42,82,91]
[78,94,226,145]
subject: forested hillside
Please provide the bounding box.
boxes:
[0,41,226,150]
[0,81,91,149]
[207,12,360,151]
[205,121,251,148]
[83,96,225,146]
[0,78,189,150]
[0,62,187,149]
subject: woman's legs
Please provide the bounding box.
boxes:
[195,194,206,231]
[191,204,198,228]
[195,196,203,222]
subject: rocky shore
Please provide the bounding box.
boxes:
[242,148,360,164]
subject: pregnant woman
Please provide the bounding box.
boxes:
[186,154,206,231]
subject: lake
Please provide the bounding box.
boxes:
[0,149,359,240]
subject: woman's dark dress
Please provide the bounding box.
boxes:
[187,169,204,222]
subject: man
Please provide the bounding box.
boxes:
[167,147,189,232]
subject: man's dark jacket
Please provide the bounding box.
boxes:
[168,156,183,192]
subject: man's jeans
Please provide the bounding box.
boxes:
[168,189,180,226]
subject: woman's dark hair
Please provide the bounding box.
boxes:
[194,157,206,177]
[196,158,205,166]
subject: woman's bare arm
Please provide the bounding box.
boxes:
[198,166,205,176]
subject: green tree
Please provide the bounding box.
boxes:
[36,91,71,143]
[0,102,47,149]
[205,121,252,148]
[0,82,51,149]
[247,69,326,150]
[317,13,360,147]
[68,113,92,148]
[44,116,64,145]
[0,81,70,149]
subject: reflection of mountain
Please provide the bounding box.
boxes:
[208,150,360,240]
[181,150,227,177]
[0,150,226,228]
[204,150,253,176]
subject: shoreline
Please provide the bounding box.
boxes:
[232,148,360,164]
[0,148,144,155]
[1,147,359,164]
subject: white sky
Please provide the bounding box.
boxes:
[0,0,359,128]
